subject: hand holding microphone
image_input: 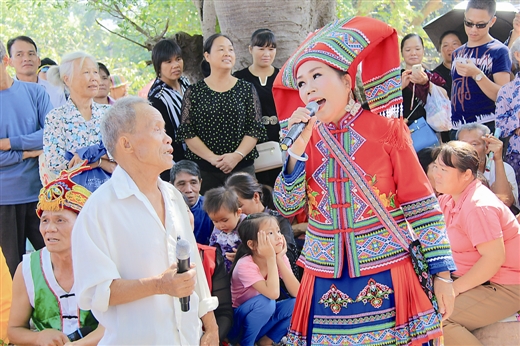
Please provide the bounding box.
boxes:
[280,101,319,151]
[158,239,196,310]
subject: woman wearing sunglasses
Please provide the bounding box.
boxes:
[450,0,511,137]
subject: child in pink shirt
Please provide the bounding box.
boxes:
[228,213,299,346]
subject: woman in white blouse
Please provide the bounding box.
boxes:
[43,52,116,182]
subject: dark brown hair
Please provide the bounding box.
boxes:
[437,141,480,178]
[225,172,275,210]
[229,213,278,276]
[203,186,240,215]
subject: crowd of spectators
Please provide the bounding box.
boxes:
[0,0,519,345]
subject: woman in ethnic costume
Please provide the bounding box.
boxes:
[8,168,103,346]
[272,17,456,345]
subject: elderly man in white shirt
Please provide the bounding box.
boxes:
[71,96,219,345]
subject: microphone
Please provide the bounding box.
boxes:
[280,101,319,151]
[176,238,191,312]
[67,326,94,342]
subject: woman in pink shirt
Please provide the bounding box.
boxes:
[433,141,520,345]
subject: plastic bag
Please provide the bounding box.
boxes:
[64,142,111,192]
[425,84,452,132]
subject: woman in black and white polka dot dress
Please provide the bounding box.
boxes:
[177,33,267,194]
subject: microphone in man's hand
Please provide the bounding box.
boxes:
[280,101,319,151]
[176,238,191,312]
[67,326,94,342]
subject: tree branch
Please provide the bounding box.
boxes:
[95,19,149,50]
[155,18,169,41]
[411,0,444,26]
[113,3,153,40]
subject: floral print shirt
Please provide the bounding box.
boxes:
[209,214,246,272]
[496,73,520,155]
[43,99,110,176]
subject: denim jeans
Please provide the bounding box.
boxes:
[228,294,295,345]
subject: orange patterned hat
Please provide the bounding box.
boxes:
[36,166,92,218]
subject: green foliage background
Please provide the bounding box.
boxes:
[1,0,518,93]
[1,0,201,93]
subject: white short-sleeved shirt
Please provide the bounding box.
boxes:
[72,166,218,345]
[483,159,519,207]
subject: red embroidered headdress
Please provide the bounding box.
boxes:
[273,17,403,121]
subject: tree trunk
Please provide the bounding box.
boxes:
[193,0,336,71]
[172,32,204,83]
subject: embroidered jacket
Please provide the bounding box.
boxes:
[274,107,455,279]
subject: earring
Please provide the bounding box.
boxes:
[344,91,360,114]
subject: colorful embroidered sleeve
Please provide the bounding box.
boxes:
[391,138,456,275]
[273,159,308,217]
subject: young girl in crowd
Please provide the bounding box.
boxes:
[228,214,299,346]
[204,187,245,271]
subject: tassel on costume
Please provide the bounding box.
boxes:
[380,104,412,151]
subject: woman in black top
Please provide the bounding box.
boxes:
[433,31,462,143]
[400,34,445,124]
[177,34,267,194]
[234,29,280,187]
[148,39,190,181]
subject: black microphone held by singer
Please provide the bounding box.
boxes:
[280,101,319,151]
[176,238,191,312]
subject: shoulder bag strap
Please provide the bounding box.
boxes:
[317,123,412,251]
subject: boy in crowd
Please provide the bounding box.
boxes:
[204,187,245,271]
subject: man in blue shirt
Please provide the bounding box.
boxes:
[0,40,52,276]
[450,0,511,135]
[170,160,213,245]
[7,36,66,109]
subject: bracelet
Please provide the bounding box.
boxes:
[287,148,308,162]
[234,150,245,158]
[98,157,103,167]
[435,275,454,284]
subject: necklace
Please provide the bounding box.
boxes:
[258,75,268,87]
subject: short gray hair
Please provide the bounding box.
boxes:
[510,37,520,71]
[456,122,490,139]
[47,51,97,89]
[101,96,150,156]
[0,41,6,61]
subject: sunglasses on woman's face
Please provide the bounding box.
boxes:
[463,18,493,29]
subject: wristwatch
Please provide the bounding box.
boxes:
[474,72,484,82]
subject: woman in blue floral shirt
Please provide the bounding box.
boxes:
[44,52,116,184]
[496,37,520,205]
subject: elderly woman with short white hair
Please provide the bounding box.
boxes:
[43,52,116,188]
[496,37,520,208]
